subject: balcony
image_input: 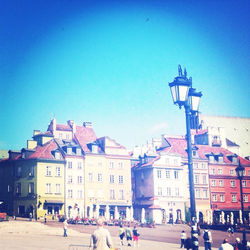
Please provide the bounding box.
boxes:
[212,139,222,147]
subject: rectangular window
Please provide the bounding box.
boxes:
[16,183,21,194]
[165,158,169,164]
[77,190,82,199]
[88,189,94,198]
[174,170,179,179]
[203,189,208,198]
[118,175,123,184]
[17,166,22,177]
[98,161,102,167]
[212,194,217,202]
[118,162,123,169]
[201,163,206,169]
[158,187,162,196]
[194,175,199,184]
[46,166,52,176]
[68,175,73,184]
[77,162,82,169]
[166,170,170,179]
[110,175,115,183]
[230,180,236,187]
[28,183,34,194]
[110,189,115,200]
[166,187,171,196]
[76,148,81,155]
[98,189,103,198]
[46,183,51,194]
[68,161,72,169]
[230,169,235,176]
[56,166,61,177]
[211,169,216,174]
[88,173,93,182]
[243,180,247,187]
[232,194,237,202]
[175,187,180,197]
[211,180,216,186]
[157,170,162,178]
[77,176,83,184]
[193,163,198,169]
[218,168,223,174]
[195,189,200,198]
[56,184,61,194]
[202,175,207,184]
[248,170,250,176]
[109,162,114,169]
[29,166,34,177]
[243,194,248,202]
[68,189,73,198]
[219,180,224,187]
[220,194,225,202]
[119,190,124,200]
[98,173,103,182]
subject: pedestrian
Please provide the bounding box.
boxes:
[89,217,113,250]
[119,224,125,246]
[234,237,243,250]
[44,213,47,224]
[29,212,32,221]
[180,230,187,248]
[63,219,68,237]
[184,237,192,250]
[132,225,140,247]
[125,225,133,246]
[203,228,212,250]
[219,238,233,250]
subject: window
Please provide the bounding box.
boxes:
[119,175,124,184]
[16,183,21,194]
[218,168,223,174]
[157,170,162,178]
[55,151,61,159]
[158,187,162,196]
[219,180,224,187]
[77,162,82,169]
[118,162,123,169]
[92,145,98,153]
[46,183,51,194]
[98,190,103,198]
[98,161,102,167]
[98,173,103,182]
[194,175,199,184]
[174,170,179,179]
[243,180,247,187]
[67,147,72,154]
[192,151,197,157]
[230,169,235,176]
[193,163,198,169]
[218,156,223,163]
[166,187,171,196]
[248,170,250,176]
[110,175,115,183]
[68,189,73,198]
[28,183,34,194]
[88,189,94,198]
[109,162,114,169]
[230,180,236,187]
[201,163,206,169]
[56,166,61,177]
[212,194,217,202]
[88,173,93,182]
[220,194,225,202]
[211,169,216,174]
[211,180,216,186]
[202,175,207,184]
[195,189,200,198]
[29,166,34,177]
[232,194,237,202]
[110,189,115,200]
[203,189,208,198]
[175,187,180,197]
[174,159,178,165]
[119,190,124,200]
[77,176,83,184]
[56,184,61,194]
[76,148,81,155]
[165,158,170,164]
[68,175,73,184]
[243,194,248,202]
[166,170,170,179]
[46,166,52,176]
[77,190,83,199]
[68,161,72,169]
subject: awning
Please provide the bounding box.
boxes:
[44,200,64,204]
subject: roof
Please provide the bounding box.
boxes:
[56,124,72,131]
[226,138,239,147]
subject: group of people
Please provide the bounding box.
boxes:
[118,224,140,247]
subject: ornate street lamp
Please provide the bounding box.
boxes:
[235,161,247,249]
[169,65,202,249]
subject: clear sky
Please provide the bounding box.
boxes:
[0,0,250,151]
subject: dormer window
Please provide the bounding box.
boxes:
[67,147,72,154]
[92,145,98,153]
[192,150,197,157]
[76,148,81,156]
[55,151,60,159]
[232,157,238,164]
[209,155,214,163]
[218,156,223,163]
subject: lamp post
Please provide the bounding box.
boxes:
[235,161,247,249]
[169,65,202,249]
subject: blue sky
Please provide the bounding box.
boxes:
[0,0,250,151]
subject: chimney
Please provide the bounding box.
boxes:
[68,120,76,134]
[83,122,92,128]
[33,130,40,136]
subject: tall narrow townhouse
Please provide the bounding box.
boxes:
[0,131,65,220]
[132,150,186,224]
[163,136,211,223]
[82,137,132,220]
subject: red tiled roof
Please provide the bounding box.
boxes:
[56,124,72,131]
[28,139,59,159]
[74,125,97,152]
[139,156,160,168]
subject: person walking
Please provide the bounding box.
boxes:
[180,230,187,248]
[119,224,125,246]
[63,219,68,237]
[125,225,133,246]
[203,228,212,250]
[89,217,113,250]
[44,213,47,224]
[132,225,140,247]
[219,238,233,250]
[234,238,243,250]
